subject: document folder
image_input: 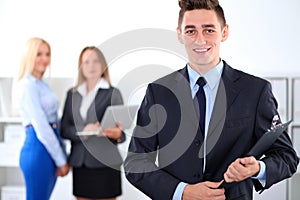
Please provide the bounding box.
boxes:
[76,105,139,136]
[246,120,292,159]
[219,119,292,189]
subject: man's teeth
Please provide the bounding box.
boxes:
[194,49,208,53]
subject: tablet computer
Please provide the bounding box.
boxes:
[77,104,139,136]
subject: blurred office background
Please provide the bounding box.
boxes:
[0,0,300,199]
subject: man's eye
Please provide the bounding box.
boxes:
[185,30,195,35]
[206,29,215,33]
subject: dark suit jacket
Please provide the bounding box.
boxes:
[124,61,299,200]
[60,86,125,168]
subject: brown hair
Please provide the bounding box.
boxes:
[75,46,111,89]
[178,0,226,28]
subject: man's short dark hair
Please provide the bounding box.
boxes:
[178,0,226,28]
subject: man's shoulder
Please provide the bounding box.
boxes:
[151,67,186,85]
[224,62,268,85]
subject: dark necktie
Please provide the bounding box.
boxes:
[196,77,207,133]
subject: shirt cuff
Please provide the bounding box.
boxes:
[172,182,187,200]
[55,154,67,167]
[252,160,266,187]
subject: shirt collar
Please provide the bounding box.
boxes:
[77,78,110,96]
[96,78,110,90]
[27,74,41,82]
[187,60,223,91]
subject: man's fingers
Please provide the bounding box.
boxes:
[204,180,225,189]
[240,156,255,165]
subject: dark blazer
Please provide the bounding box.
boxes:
[60,86,125,168]
[124,61,299,200]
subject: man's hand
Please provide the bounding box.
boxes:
[182,181,225,200]
[224,156,260,183]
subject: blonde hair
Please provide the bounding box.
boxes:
[17,37,51,80]
[75,46,111,89]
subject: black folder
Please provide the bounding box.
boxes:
[246,120,292,159]
[218,120,292,188]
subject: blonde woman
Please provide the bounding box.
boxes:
[17,37,69,200]
[60,46,125,200]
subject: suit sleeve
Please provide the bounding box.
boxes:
[124,84,180,200]
[253,81,299,191]
[60,90,82,143]
[111,87,123,105]
[111,88,126,143]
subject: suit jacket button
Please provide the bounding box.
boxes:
[194,139,200,146]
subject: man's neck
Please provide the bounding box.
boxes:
[189,59,221,75]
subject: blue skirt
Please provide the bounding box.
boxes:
[19,126,57,200]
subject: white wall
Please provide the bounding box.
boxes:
[1,0,300,199]
[221,0,300,77]
[1,0,300,79]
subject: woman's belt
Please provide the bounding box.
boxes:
[25,123,58,129]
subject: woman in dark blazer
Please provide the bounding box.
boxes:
[60,46,125,200]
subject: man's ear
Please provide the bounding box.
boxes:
[221,24,229,42]
[177,27,183,44]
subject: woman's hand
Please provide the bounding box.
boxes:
[102,123,123,141]
[56,163,70,177]
[82,122,100,132]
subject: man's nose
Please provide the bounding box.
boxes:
[195,32,206,45]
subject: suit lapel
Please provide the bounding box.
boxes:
[169,63,242,144]
[86,97,98,123]
[72,89,100,125]
[205,62,242,155]
[221,62,241,109]
[173,67,200,129]
[72,91,85,126]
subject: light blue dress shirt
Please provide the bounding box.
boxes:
[18,74,66,167]
[172,62,266,199]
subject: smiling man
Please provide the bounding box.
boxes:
[124,0,299,199]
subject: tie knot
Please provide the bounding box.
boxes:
[196,77,207,88]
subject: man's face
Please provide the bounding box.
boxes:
[177,9,228,72]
